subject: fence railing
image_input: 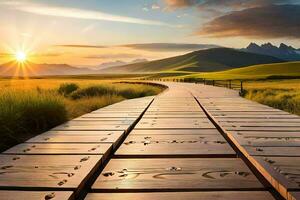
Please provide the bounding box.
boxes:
[142,77,244,95]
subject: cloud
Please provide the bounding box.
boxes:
[32,53,63,57]
[164,0,199,8]
[197,5,300,39]
[164,0,299,12]
[84,53,141,59]
[56,45,107,48]
[0,1,177,27]
[151,4,161,10]
[120,43,220,51]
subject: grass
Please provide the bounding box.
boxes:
[150,61,300,80]
[242,80,300,116]
[0,89,67,151]
[0,79,165,151]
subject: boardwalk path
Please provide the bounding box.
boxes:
[0,82,299,200]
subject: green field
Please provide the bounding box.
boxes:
[243,79,300,116]
[183,61,300,80]
[0,79,165,151]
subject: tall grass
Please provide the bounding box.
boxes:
[0,81,165,151]
[70,83,162,100]
[58,83,79,96]
[0,90,67,151]
[64,95,124,118]
[243,88,300,115]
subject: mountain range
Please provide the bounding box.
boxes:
[243,43,300,61]
[0,61,94,77]
[96,59,148,70]
[0,42,297,76]
[99,48,284,73]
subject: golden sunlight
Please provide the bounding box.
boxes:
[15,51,27,62]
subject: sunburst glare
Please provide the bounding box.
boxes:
[15,51,27,63]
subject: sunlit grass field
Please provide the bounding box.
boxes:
[242,80,300,116]
[0,78,165,151]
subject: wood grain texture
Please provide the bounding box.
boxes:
[130,129,220,135]
[85,191,275,200]
[0,155,102,189]
[3,143,112,155]
[92,158,263,191]
[115,134,234,157]
[0,191,73,200]
[27,131,124,145]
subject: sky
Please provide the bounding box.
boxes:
[0,0,299,67]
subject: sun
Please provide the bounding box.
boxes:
[15,51,27,62]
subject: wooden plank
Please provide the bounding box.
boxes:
[52,124,129,131]
[136,119,214,129]
[27,131,124,146]
[217,118,300,123]
[130,129,221,135]
[215,115,299,119]
[123,134,227,143]
[250,156,300,199]
[3,143,112,156]
[63,120,134,125]
[72,118,135,122]
[221,122,300,127]
[85,191,275,200]
[92,158,264,191]
[0,155,102,189]
[0,191,72,200]
[225,127,300,131]
[116,134,233,157]
[229,132,300,147]
[244,146,300,156]
[289,192,300,200]
[81,113,141,118]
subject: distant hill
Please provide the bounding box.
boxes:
[96,59,148,70]
[244,42,300,61]
[101,48,285,73]
[0,61,94,77]
[184,61,300,80]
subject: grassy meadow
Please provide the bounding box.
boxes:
[242,79,300,116]
[0,78,165,151]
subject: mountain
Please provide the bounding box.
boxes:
[244,42,300,61]
[97,60,127,70]
[0,61,94,77]
[96,59,148,70]
[100,48,285,73]
[121,43,221,51]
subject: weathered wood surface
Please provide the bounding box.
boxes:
[115,134,234,157]
[0,191,73,200]
[0,155,102,189]
[3,143,112,155]
[2,82,297,199]
[130,129,221,135]
[0,96,153,197]
[187,82,300,200]
[27,130,124,146]
[92,158,263,191]
[85,191,275,200]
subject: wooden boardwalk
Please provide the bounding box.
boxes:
[0,82,299,200]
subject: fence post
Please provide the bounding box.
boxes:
[212,80,215,86]
[240,81,244,94]
[229,80,232,89]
